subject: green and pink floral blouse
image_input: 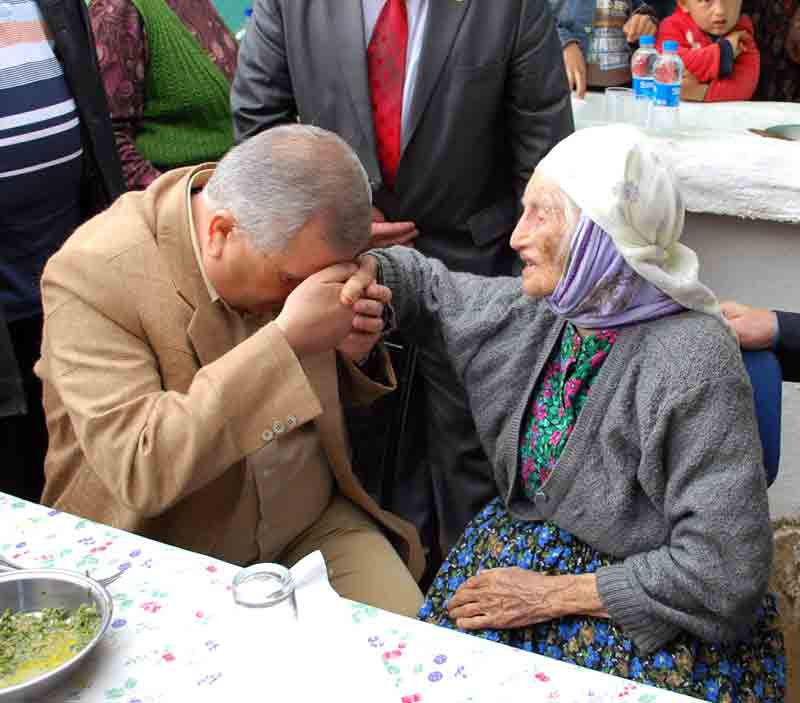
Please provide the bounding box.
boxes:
[520,323,617,499]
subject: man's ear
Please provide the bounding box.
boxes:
[205,210,236,259]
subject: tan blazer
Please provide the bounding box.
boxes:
[36,166,424,580]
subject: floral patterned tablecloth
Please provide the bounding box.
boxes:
[0,493,694,703]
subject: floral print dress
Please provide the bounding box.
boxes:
[419,323,785,702]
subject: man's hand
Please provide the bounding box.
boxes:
[563,43,587,98]
[623,14,657,43]
[786,8,800,63]
[725,29,751,58]
[275,263,358,357]
[337,281,392,364]
[720,301,779,350]
[368,207,418,250]
[681,70,710,101]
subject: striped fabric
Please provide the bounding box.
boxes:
[0,0,83,321]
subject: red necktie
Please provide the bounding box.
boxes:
[367,0,408,190]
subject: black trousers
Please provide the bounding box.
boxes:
[0,314,47,502]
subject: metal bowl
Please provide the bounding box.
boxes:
[765,124,800,141]
[0,570,112,702]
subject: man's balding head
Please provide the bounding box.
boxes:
[204,124,372,254]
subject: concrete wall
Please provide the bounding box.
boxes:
[682,213,799,521]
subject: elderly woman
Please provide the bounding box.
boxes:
[344,126,784,700]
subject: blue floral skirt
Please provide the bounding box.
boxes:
[419,498,785,702]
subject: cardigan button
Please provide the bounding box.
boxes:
[535,490,548,504]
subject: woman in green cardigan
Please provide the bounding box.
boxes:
[91,0,238,190]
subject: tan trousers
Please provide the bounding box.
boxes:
[280,495,424,618]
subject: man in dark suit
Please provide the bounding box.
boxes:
[722,302,800,381]
[0,0,125,502]
[231,0,573,564]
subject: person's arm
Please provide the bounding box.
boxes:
[595,372,772,653]
[89,0,161,190]
[343,248,525,390]
[231,0,298,143]
[704,25,760,101]
[657,18,722,82]
[775,310,800,382]
[508,0,575,197]
[547,0,587,50]
[38,252,372,518]
[720,301,798,381]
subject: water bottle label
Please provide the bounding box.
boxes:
[654,82,680,108]
[633,76,654,100]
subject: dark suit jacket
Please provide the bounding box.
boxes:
[777,310,800,382]
[39,0,126,217]
[231,0,574,276]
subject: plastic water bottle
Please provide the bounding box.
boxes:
[652,40,684,130]
[235,7,253,43]
[630,35,657,127]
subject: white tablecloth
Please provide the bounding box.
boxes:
[0,492,694,703]
[571,94,800,223]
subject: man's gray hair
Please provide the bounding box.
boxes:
[203,124,373,253]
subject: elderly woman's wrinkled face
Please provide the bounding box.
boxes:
[510,177,574,298]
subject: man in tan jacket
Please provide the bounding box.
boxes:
[36,125,424,615]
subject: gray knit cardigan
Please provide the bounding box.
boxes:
[374,247,773,655]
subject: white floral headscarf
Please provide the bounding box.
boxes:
[536,125,727,329]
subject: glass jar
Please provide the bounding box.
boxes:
[232,563,297,624]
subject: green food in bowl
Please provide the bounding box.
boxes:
[0,604,101,689]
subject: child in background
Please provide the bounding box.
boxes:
[657,0,760,101]
[552,0,667,98]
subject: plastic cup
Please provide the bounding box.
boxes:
[604,87,635,124]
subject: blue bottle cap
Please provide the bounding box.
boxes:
[639,35,655,46]
[663,40,679,52]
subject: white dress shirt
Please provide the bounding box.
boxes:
[362,0,430,148]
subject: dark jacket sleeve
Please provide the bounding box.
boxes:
[39,0,126,216]
[508,0,575,202]
[776,310,800,382]
[231,0,298,143]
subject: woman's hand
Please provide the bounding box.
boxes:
[786,8,800,63]
[563,43,588,98]
[447,568,608,631]
[623,14,657,43]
